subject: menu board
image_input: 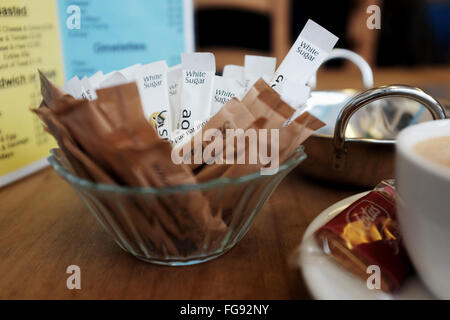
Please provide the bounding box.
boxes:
[0,0,65,188]
[0,0,194,188]
[57,0,194,78]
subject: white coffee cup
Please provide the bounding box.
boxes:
[396,119,450,299]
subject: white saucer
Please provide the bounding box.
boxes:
[298,192,434,300]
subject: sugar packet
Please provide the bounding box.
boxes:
[135,60,171,140]
[244,55,276,93]
[178,53,216,131]
[167,65,182,132]
[210,75,244,116]
[271,19,338,93]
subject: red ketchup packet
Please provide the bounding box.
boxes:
[314,180,412,292]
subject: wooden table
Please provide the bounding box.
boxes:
[0,68,449,299]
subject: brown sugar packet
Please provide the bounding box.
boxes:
[277,111,325,164]
[245,89,294,129]
[39,74,150,144]
[38,70,76,111]
[241,78,273,107]
[193,81,322,182]
[230,112,325,226]
[53,84,161,180]
[38,75,227,252]
[218,119,273,180]
[33,101,105,182]
[200,118,269,220]
[242,80,326,164]
[116,136,227,251]
[98,132,227,251]
[196,118,267,183]
[34,101,182,256]
[34,103,181,256]
[181,80,287,176]
[215,127,272,224]
[36,76,211,254]
[35,74,108,181]
[52,83,226,249]
[243,78,321,130]
[176,98,256,171]
[242,79,306,130]
[220,112,325,179]
[218,113,325,224]
[37,75,225,252]
[95,82,151,134]
[193,90,289,178]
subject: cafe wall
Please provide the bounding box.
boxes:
[195,0,450,70]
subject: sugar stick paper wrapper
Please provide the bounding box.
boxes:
[244,55,276,94]
[135,60,171,140]
[98,72,128,89]
[88,71,105,88]
[118,63,141,80]
[210,75,243,116]
[171,120,209,147]
[97,64,141,89]
[271,19,338,93]
[223,65,244,81]
[62,76,96,100]
[178,52,215,131]
[79,76,97,100]
[62,76,80,97]
[222,64,246,96]
[280,79,311,120]
[167,65,182,132]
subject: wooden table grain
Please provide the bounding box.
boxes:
[0,67,448,299]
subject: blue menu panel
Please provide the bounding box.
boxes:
[57,0,193,79]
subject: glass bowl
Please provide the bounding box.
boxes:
[48,148,306,266]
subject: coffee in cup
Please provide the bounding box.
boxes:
[413,136,450,170]
[396,119,450,299]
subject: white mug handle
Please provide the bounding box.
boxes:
[308,48,374,90]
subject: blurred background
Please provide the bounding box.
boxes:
[195,0,450,72]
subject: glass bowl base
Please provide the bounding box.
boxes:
[132,248,232,266]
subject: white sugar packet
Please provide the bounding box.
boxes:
[98,72,128,89]
[79,76,97,100]
[223,64,244,80]
[118,63,142,80]
[87,70,116,89]
[222,64,246,99]
[167,65,182,132]
[98,64,142,88]
[271,19,338,93]
[178,52,216,131]
[100,70,116,82]
[61,75,96,100]
[281,80,311,110]
[210,75,243,116]
[62,76,81,97]
[135,60,171,140]
[244,55,276,93]
[280,80,312,126]
[88,71,105,88]
[170,119,209,147]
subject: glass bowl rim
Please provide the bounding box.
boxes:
[47,147,307,195]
